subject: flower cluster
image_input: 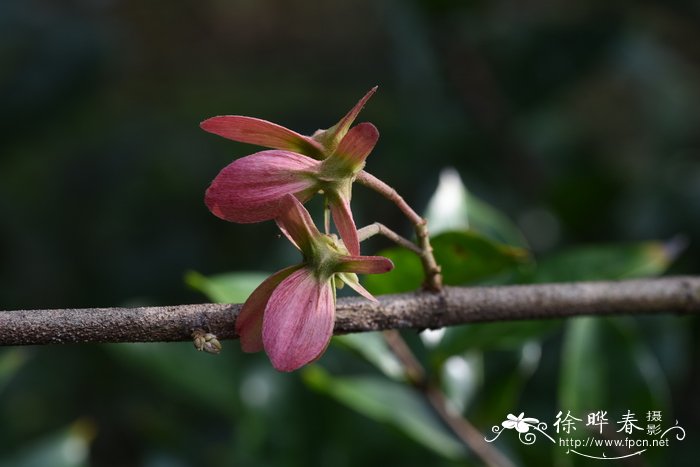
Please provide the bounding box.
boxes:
[202,89,393,371]
[202,87,378,256]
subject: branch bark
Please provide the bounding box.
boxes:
[0,276,698,346]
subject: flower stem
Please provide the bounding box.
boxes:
[357,222,423,255]
[356,170,442,291]
[382,330,514,467]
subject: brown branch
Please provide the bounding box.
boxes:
[0,276,698,346]
[382,329,514,466]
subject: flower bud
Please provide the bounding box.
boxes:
[192,328,222,355]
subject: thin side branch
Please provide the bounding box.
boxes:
[357,222,423,255]
[356,171,424,225]
[0,277,698,346]
[356,170,443,291]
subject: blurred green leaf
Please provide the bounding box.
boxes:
[433,231,531,285]
[333,333,405,381]
[469,345,542,432]
[0,420,94,467]
[302,366,466,460]
[185,270,269,303]
[0,348,28,394]
[559,317,606,414]
[531,238,682,283]
[425,168,529,248]
[608,317,671,412]
[106,342,240,416]
[363,247,424,295]
[557,239,677,425]
[433,321,561,364]
[560,316,672,419]
[365,231,531,295]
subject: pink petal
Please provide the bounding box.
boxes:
[336,255,394,274]
[329,196,360,256]
[336,272,378,303]
[262,268,335,372]
[332,122,379,171]
[274,194,321,254]
[328,87,377,143]
[205,150,320,223]
[201,116,324,158]
[236,265,303,352]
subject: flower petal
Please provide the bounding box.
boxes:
[502,420,517,429]
[329,196,360,256]
[332,122,379,172]
[205,150,320,223]
[336,255,394,275]
[335,272,378,303]
[236,265,303,352]
[201,116,324,158]
[262,269,335,372]
[314,87,377,151]
[275,194,321,254]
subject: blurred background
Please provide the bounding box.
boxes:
[1,0,699,466]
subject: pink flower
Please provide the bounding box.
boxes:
[202,88,378,256]
[236,194,393,372]
[201,87,376,159]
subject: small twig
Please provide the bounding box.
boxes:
[356,171,423,225]
[424,387,514,467]
[356,170,443,291]
[382,330,514,467]
[382,330,425,384]
[415,220,442,292]
[357,222,423,255]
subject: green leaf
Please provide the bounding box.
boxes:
[302,366,466,460]
[185,270,270,303]
[432,231,531,285]
[470,345,542,428]
[363,247,424,295]
[0,420,94,467]
[556,239,678,420]
[531,238,682,283]
[433,320,561,364]
[559,317,606,414]
[608,317,671,413]
[559,317,672,419]
[0,349,28,395]
[333,333,405,381]
[425,168,529,248]
[106,342,240,416]
[365,230,530,295]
